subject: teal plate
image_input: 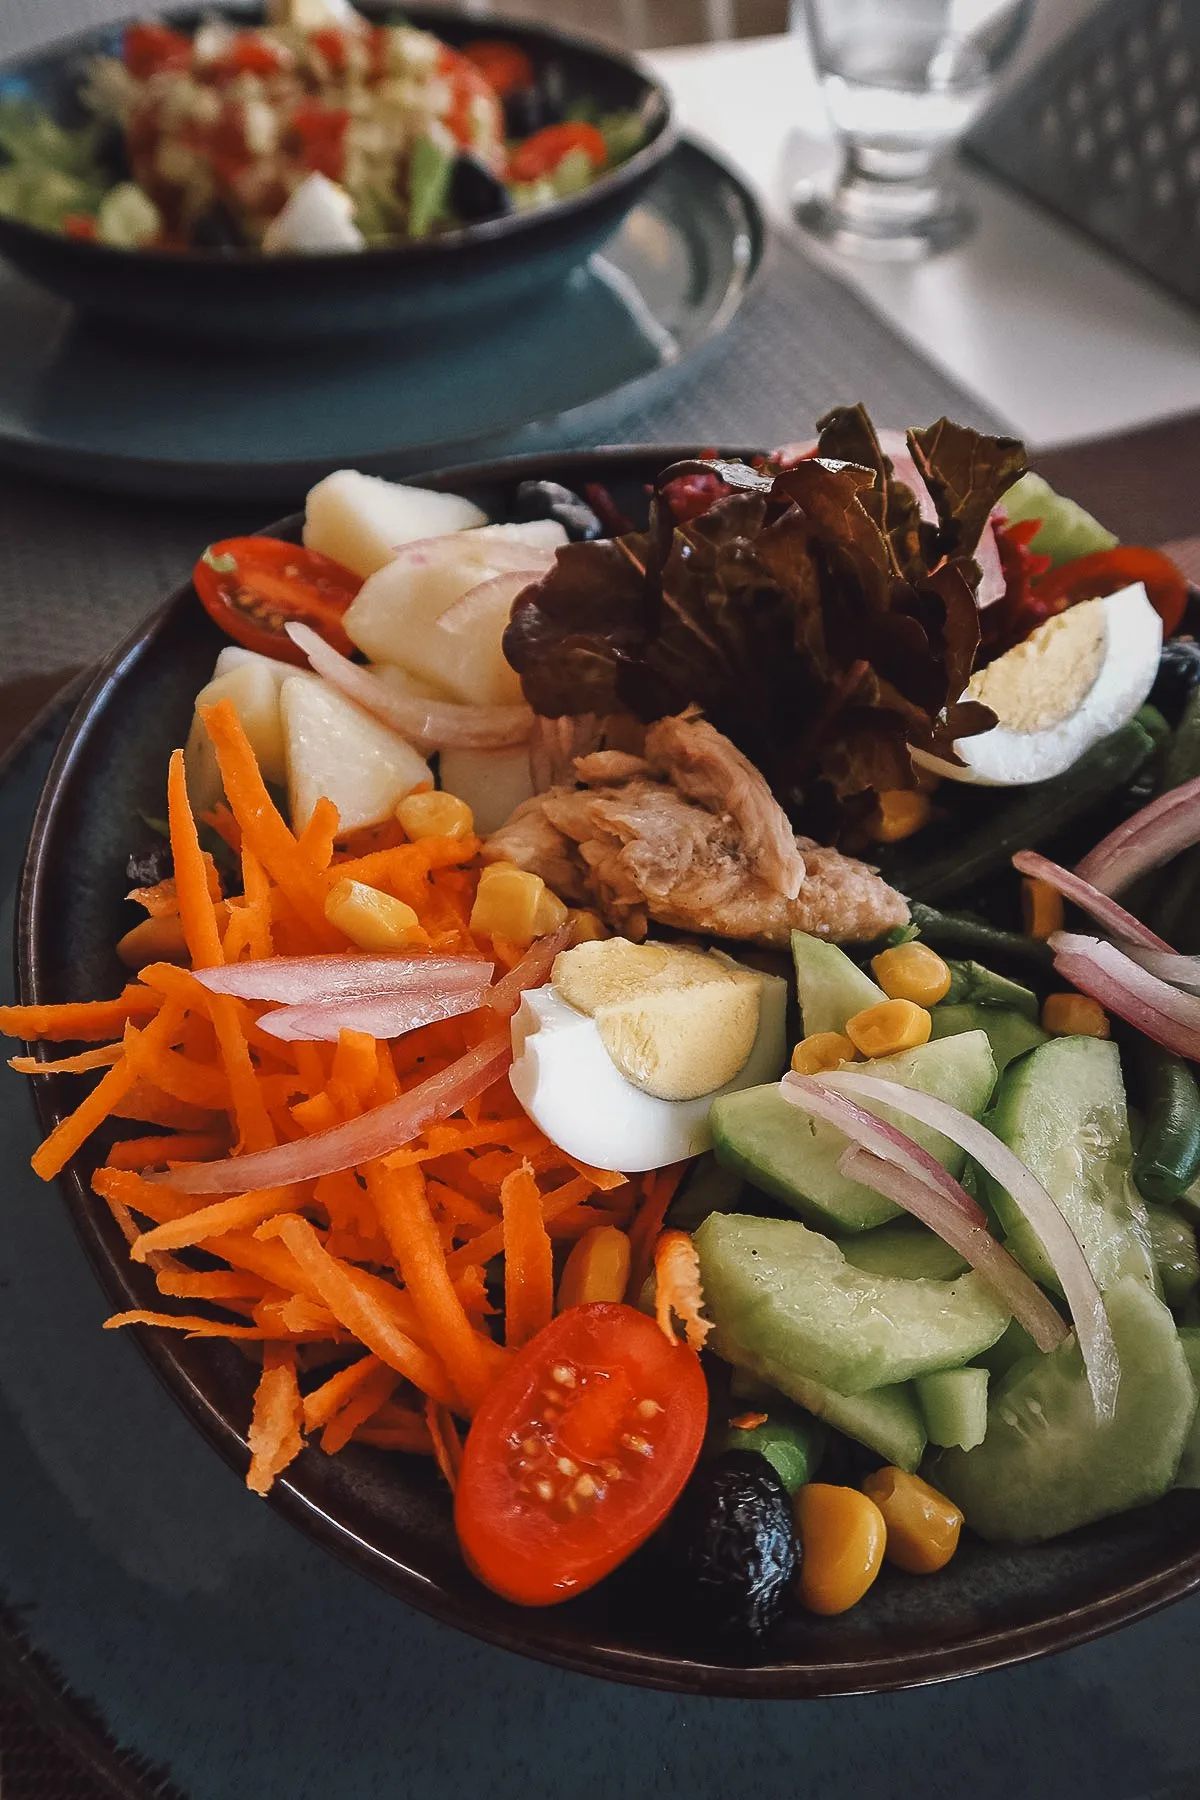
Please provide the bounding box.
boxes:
[0,140,762,501]
[4,698,1200,1795]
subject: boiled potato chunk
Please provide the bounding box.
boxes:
[552,937,763,1100]
[185,651,293,815]
[303,469,486,578]
[280,675,430,833]
[473,521,568,552]
[342,542,529,705]
[439,744,535,835]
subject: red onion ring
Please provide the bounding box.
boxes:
[1012,850,1170,950]
[195,953,493,1004]
[1049,931,1200,1061]
[1075,773,1200,896]
[257,986,488,1043]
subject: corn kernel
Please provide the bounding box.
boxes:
[1042,992,1110,1039]
[566,908,609,946]
[469,866,547,946]
[870,789,932,844]
[862,1466,962,1574]
[396,789,474,841]
[1022,876,1065,940]
[871,941,952,1007]
[557,1225,631,1311]
[532,886,569,936]
[325,877,421,951]
[791,1031,857,1075]
[844,997,931,1058]
[793,1483,886,1615]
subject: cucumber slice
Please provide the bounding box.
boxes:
[710,1032,997,1232]
[985,1037,1156,1294]
[695,1212,1009,1396]
[758,1365,925,1471]
[1003,471,1118,567]
[973,1316,1039,1377]
[916,1367,988,1450]
[943,961,1040,1020]
[791,931,883,1036]
[936,1278,1196,1541]
[841,1219,968,1281]
[720,1406,825,1493]
[1175,1328,1200,1486]
[930,1002,1048,1074]
[1145,1205,1200,1310]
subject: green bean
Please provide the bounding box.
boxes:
[1133,1041,1200,1205]
[906,903,1053,974]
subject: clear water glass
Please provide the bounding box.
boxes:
[794,0,1037,259]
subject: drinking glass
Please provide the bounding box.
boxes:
[794,0,1037,259]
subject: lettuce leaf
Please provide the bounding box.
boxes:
[502,408,1026,840]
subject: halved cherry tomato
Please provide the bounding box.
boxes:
[290,100,350,180]
[1033,545,1190,636]
[193,538,361,665]
[62,213,99,241]
[508,122,607,184]
[455,1302,708,1607]
[206,31,290,80]
[124,23,192,79]
[462,38,535,98]
[438,47,504,150]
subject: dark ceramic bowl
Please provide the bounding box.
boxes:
[0,7,674,345]
[18,445,1200,1696]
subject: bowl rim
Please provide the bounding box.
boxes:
[17,443,1200,1699]
[0,2,677,271]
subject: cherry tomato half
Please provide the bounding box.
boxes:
[1033,545,1190,637]
[193,537,361,665]
[124,23,192,79]
[508,121,608,185]
[463,38,536,98]
[455,1302,708,1607]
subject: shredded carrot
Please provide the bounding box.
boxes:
[260,1215,458,1406]
[653,1229,711,1352]
[297,795,340,872]
[9,1043,124,1076]
[301,1354,386,1433]
[103,1310,279,1339]
[246,1343,304,1494]
[320,1360,399,1454]
[201,700,341,947]
[255,1294,341,1338]
[111,1080,222,1132]
[126,876,180,919]
[168,750,224,970]
[354,1407,434,1453]
[329,1030,378,1115]
[368,1161,493,1412]
[129,1186,297,1262]
[31,1005,184,1181]
[626,1163,689,1302]
[156,1269,273,1303]
[425,1397,464,1489]
[0,986,159,1042]
[92,1164,197,1227]
[500,1163,554,1349]
[104,1132,230,1170]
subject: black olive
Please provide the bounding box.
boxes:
[125,845,173,887]
[669,1451,798,1644]
[1150,637,1200,724]
[190,200,247,252]
[92,118,131,183]
[514,479,604,542]
[449,155,513,224]
[503,86,545,139]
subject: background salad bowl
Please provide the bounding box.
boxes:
[0,7,674,345]
[17,443,1200,1699]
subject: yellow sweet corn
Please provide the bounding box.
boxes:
[862,1466,962,1575]
[557,1225,632,1311]
[870,942,952,1007]
[790,1031,857,1076]
[844,998,932,1058]
[324,878,421,951]
[794,1483,886,1615]
[396,789,475,841]
[1042,992,1110,1039]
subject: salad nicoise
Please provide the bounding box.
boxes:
[8,411,1200,1648]
[0,2,646,253]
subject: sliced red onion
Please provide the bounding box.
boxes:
[837,1145,1067,1353]
[286,623,534,751]
[1124,946,1200,996]
[149,1031,514,1194]
[1075,774,1200,896]
[195,953,493,1004]
[1050,931,1200,1060]
[257,986,487,1043]
[437,569,544,636]
[778,1072,986,1226]
[819,1070,1119,1419]
[388,534,555,579]
[484,924,573,1018]
[1012,850,1170,950]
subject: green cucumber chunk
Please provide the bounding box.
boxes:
[841,1219,967,1281]
[1145,1205,1200,1310]
[1175,1329,1200,1486]
[942,961,1040,1020]
[984,1036,1156,1293]
[916,1367,988,1450]
[407,134,454,238]
[720,1405,825,1493]
[790,931,884,1036]
[936,1278,1196,1541]
[1002,471,1118,567]
[695,1212,1009,1396]
[930,1002,1048,1074]
[973,1317,1039,1377]
[710,1032,997,1232]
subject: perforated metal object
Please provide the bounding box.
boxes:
[969,0,1200,310]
